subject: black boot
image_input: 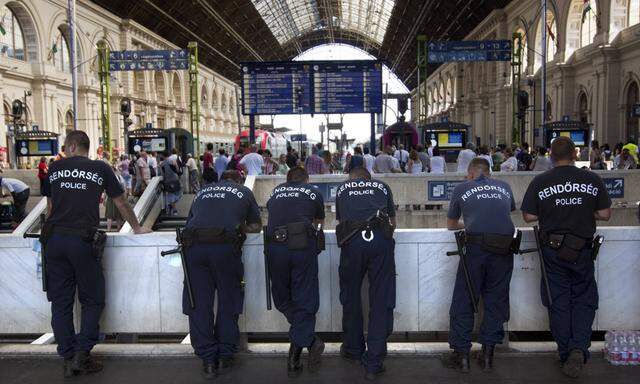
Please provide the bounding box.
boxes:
[288,343,303,377]
[339,344,362,364]
[217,356,234,375]
[202,362,217,380]
[364,366,386,381]
[63,359,76,378]
[307,336,325,373]
[478,344,494,372]
[71,351,103,375]
[443,351,470,373]
[562,349,584,378]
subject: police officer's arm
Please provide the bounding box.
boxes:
[521,178,539,223]
[242,192,262,233]
[594,177,612,221]
[446,186,465,230]
[102,163,150,234]
[386,183,397,228]
[313,190,326,228]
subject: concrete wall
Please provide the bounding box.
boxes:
[251,170,640,207]
[1,227,638,334]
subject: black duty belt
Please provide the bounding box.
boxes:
[49,225,97,238]
[464,232,515,255]
[265,223,316,244]
[540,231,593,250]
[182,227,238,245]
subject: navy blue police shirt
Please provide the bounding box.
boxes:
[43,156,124,228]
[266,182,325,231]
[335,178,395,222]
[448,175,516,235]
[186,180,261,232]
[521,165,611,239]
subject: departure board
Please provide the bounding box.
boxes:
[241,62,312,115]
[313,61,383,114]
[240,60,383,115]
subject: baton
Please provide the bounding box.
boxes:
[161,228,195,309]
[533,226,553,308]
[24,214,47,292]
[446,231,478,313]
[263,227,272,310]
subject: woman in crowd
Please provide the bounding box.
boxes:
[429,147,446,174]
[262,149,279,175]
[160,153,183,216]
[277,154,290,175]
[407,149,423,174]
[500,148,518,172]
[614,148,637,170]
[37,156,48,196]
[118,155,132,195]
[322,151,334,174]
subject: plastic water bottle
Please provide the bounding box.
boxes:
[604,331,612,359]
[610,332,622,366]
[630,331,640,366]
[620,332,630,365]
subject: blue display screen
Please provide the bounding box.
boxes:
[240,60,382,115]
[241,62,313,115]
[570,131,586,146]
[449,132,463,146]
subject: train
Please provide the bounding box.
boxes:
[234,129,288,157]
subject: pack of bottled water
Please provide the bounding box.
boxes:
[604,331,640,365]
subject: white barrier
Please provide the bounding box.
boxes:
[1,228,638,334]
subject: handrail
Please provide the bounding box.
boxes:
[120,176,163,233]
[10,197,47,237]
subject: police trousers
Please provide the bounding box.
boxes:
[339,229,396,373]
[46,233,105,359]
[266,241,319,348]
[448,244,514,353]
[183,243,244,364]
[541,246,598,362]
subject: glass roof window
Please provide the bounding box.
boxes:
[252,0,395,47]
[252,0,323,45]
[339,0,395,45]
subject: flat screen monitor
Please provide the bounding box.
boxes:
[548,129,589,147]
[128,137,167,154]
[16,139,58,157]
[427,130,466,149]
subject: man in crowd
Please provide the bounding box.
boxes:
[239,145,264,176]
[374,146,401,174]
[304,146,326,175]
[456,143,476,173]
[215,148,229,181]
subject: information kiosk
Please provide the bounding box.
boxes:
[14,130,59,158]
[422,122,470,162]
[543,121,591,148]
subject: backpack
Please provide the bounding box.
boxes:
[161,162,181,193]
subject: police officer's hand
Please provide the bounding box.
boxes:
[133,226,152,235]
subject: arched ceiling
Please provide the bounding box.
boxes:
[90,0,513,88]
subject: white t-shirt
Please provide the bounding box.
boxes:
[363,154,375,174]
[1,177,29,193]
[186,158,197,171]
[147,156,158,171]
[429,156,446,174]
[500,156,518,172]
[394,149,409,163]
[239,152,264,175]
[456,149,476,173]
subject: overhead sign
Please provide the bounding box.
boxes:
[289,134,307,142]
[427,180,463,201]
[108,49,189,72]
[427,40,512,63]
[240,60,383,115]
[603,178,624,199]
[241,62,312,115]
[313,61,383,114]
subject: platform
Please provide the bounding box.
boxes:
[0,353,638,384]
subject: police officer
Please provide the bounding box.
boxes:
[265,166,325,376]
[445,157,516,372]
[521,136,611,378]
[42,131,150,378]
[335,167,396,381]
[183,170,261,380]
